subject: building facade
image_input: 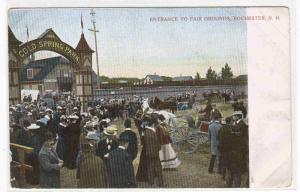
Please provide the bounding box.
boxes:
[143,74,163,85]
[21,56,100,94]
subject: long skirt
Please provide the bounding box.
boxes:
[56,136,64,160]
[159,143,181,169]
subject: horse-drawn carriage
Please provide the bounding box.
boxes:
[167,115,210,154]
[151,95,195,113]
[141,98,208,154]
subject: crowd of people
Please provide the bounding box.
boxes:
[10,93,182,188]
[197,99,249,187]
[9,92,248,188]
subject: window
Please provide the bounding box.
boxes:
[27,69,33,79]
[13,72,19,84]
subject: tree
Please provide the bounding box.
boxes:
[221,63,233,80]
[195,72,201,81]
[206,67,217,80]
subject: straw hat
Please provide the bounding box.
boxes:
[68,114,79,119]
[27,123,40,130]
[104,125,118,136]
[45,108,53,113]
[233,111,243,116]
[100,118,111,124]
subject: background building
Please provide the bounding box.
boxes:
[143,74,163,85]
[20,56,100,94]
[172,76,193,82]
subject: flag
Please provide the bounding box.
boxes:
[81,14,83,30]
[26,25,29,41]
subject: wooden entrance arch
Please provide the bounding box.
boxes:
[8,27,94,111]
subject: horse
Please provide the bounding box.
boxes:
[202,91,222,103]
[141,98,177,127]
[150,96,177,113]
[221,92,232,103]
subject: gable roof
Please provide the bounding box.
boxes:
[20,56,69,82]
[172,76,193,81]
[20,56,103,83]
[76,33,94,53]
[8,26,22,47]
[145,75,163,81]
[37,28,61,40]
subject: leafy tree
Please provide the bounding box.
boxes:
[221,63,233,80]
[206,67,217,80]
[195,72,201,81]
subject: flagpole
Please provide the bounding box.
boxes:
[88,9,100,87]
[81,14,83,34]
[26,25,29,42]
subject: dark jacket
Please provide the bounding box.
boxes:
[52,111,61,132]
[218,124,232,167]
[38,145,61,188]
[119,129,138,161]
[63,122,81,169]
[13,128,31,161]
[96,138,118,160]
[77,152,108,188]
[106,148,136,188]
[142,128,163,186]
[227,120,249,173]
[15,128,31,147]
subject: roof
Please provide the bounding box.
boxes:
[145,75,163,81]
[21,56,69,82]
[172,76,193,81]
[8,26,22,47]
[235,74,247,80]
[37,28,61,40]
[76,33,94,53]
[21,56,103,83]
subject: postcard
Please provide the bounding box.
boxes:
[6,6,291,189]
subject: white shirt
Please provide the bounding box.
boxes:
[106,138,112,150]
[118,146,126,150]
[145,126,156,132]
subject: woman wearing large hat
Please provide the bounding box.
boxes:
[26,123,42,185]
[63,114,81,169]
[56,115,67,160]
[136,114,164,187]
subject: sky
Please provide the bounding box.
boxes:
[9,8,247,78]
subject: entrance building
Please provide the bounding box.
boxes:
[9,27,95,111]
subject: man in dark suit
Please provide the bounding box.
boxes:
[210,104,222,121]
[96,126,119,160]
[119,119,138,161]
[226,111,249,187]
[218,117,232,179]
[39,132,63,188]
[105,134,136,188]
[15,119,31,147]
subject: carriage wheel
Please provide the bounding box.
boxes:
[198,133,209,144]
[171,126,200,154]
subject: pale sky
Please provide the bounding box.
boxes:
[9,8,247,78]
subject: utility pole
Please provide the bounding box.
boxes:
[88,9,100,86]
